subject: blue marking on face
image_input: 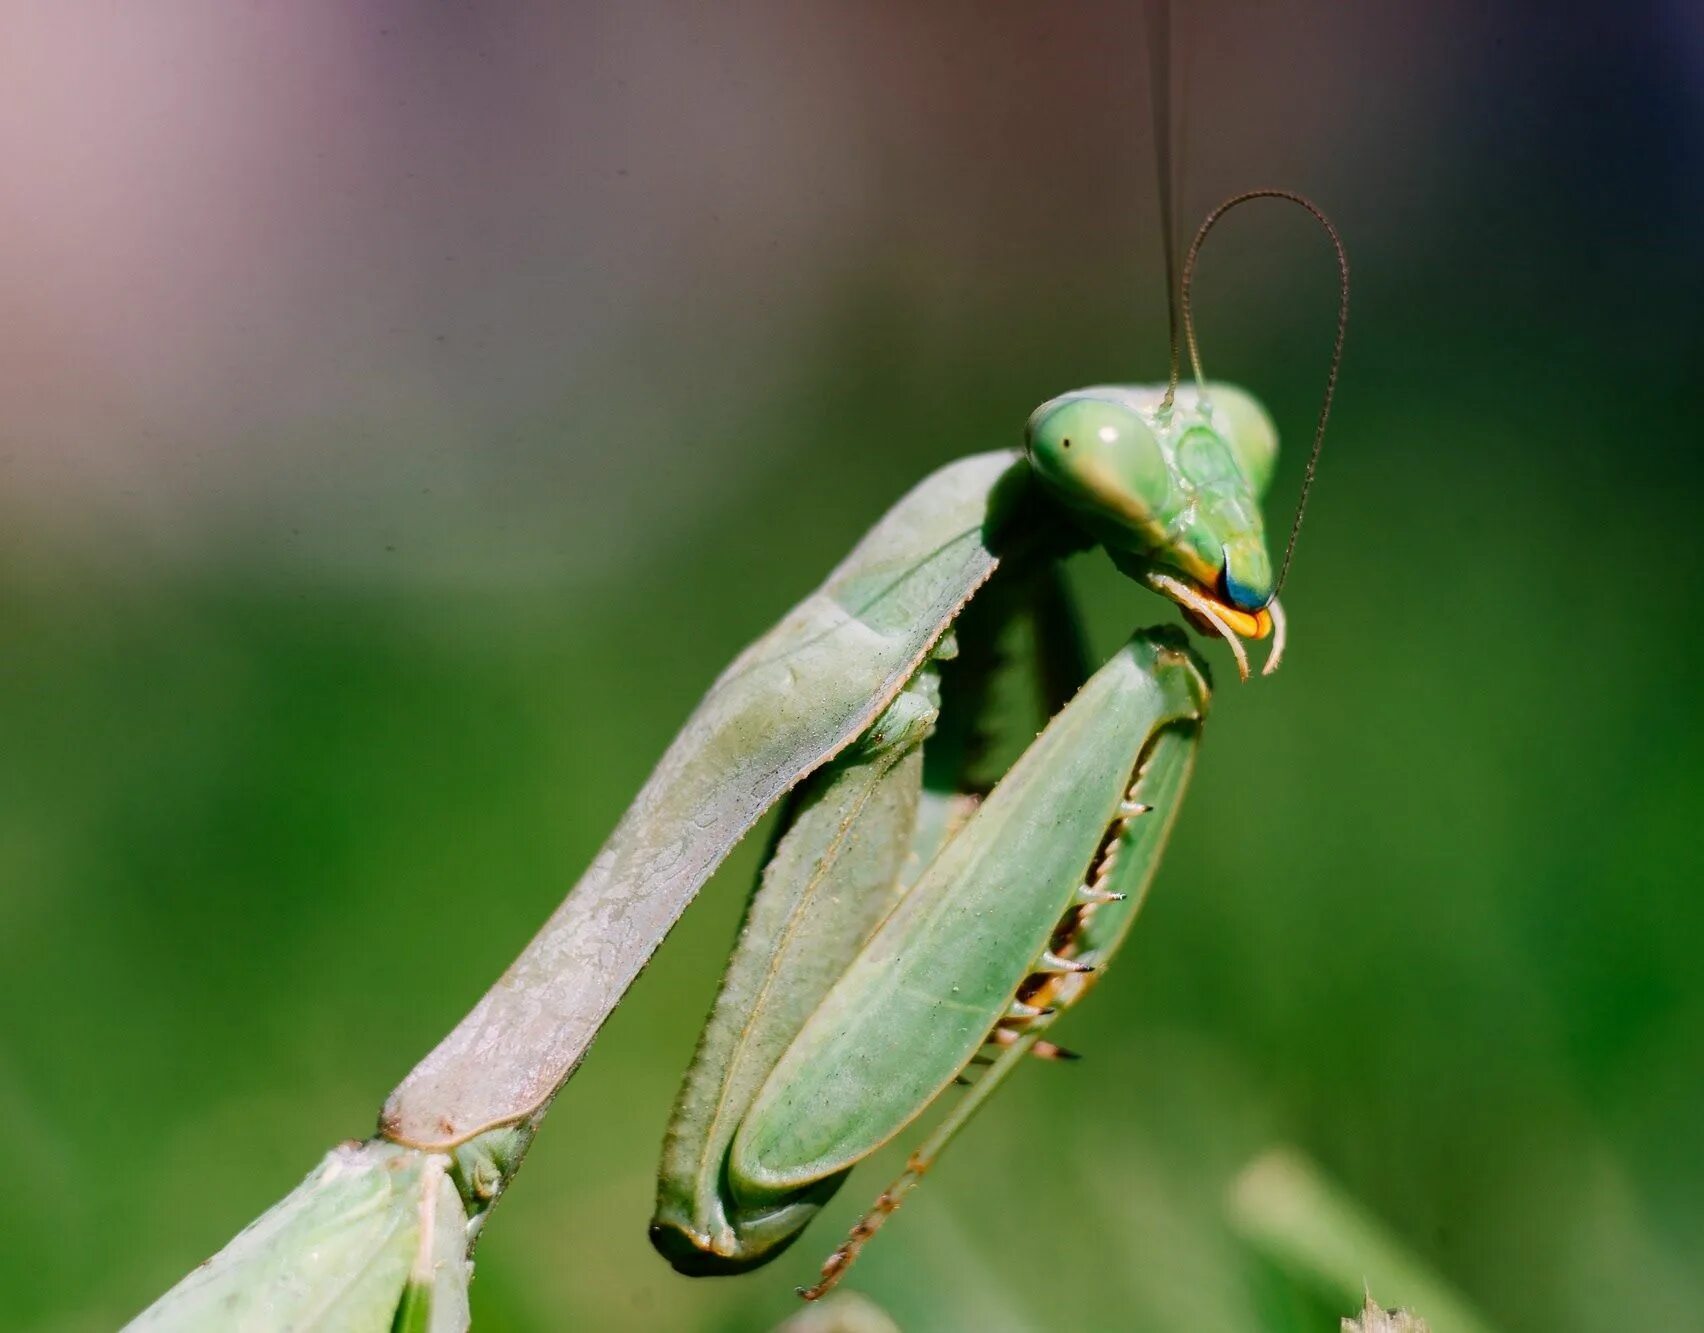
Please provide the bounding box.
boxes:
[1220,553,1270,611]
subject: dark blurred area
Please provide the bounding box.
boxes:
[3,4,1699,1330]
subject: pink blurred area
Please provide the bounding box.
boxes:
[1,2,1456,581]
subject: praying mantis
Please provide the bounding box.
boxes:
[368,178,1351,1303]
[129,186,1347,1328]
[103,11,1363,1327]
[642,193,1350,1298]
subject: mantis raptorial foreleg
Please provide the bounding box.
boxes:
[652,594,1208,1292]
[652,562,1098,1271]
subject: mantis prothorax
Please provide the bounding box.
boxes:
[644,195,1351,1297]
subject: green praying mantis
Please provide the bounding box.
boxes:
[130,182,1348,1329]
[639,191,1350,1298]
[382,182,1345,1297]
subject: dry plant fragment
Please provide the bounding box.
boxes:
[1344,1292,1432,1333]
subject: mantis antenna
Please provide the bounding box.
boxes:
[1144,0,1183,409]
[1174,189,1351,596]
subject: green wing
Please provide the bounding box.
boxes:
[384,450,1032,1148]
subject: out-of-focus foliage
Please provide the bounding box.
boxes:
[3,3,1699,1331]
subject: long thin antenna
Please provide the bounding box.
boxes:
[1179,189,1349,594]
[1145,0,1182,412]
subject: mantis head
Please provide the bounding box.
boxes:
[1024,190,1349,680]
[1026,382,1286,678]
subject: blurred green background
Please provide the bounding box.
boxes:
[3,3,1700,1330]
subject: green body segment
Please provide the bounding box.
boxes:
[126,1142,471,1333]
[651,659,947,1271]
[1026,382,1278,609]
[731,631,1207,1199]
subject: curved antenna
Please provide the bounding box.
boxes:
[1172,190,1350,594]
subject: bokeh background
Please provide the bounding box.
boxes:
[4,3,1700,1330]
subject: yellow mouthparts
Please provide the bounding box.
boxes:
[1144,571,1286,681]
[1198,598,1272,641]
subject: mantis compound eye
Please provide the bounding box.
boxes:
[1023,394,1171,537]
